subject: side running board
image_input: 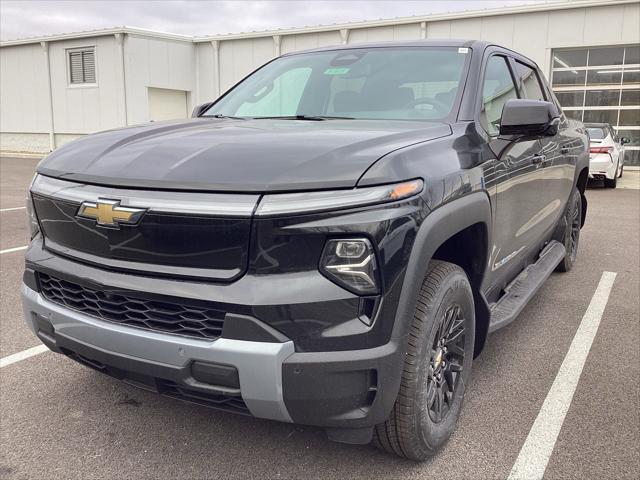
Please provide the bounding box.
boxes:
[489,240,566,333]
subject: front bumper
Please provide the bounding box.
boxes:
[22,282,403,438]
[22,283,295,422]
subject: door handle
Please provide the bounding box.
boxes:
[532,154,545,164]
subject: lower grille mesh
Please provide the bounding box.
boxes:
[160,381,250,414]
[60,347,249,415]
[38,273,225,340]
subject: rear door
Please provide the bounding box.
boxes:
[512,58,573,239]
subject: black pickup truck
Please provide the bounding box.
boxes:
[23,40,588,460]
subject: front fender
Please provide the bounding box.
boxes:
[378,191,492,418]
[394,190,492,355]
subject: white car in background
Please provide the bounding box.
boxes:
[585,123,630,188]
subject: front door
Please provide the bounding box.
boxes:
[480,55,549,292]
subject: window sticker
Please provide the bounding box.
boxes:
[458,47,469,54]
[324,67,350,75]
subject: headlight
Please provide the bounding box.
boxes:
[320,238,379,295]
[26,176,40,239]
[255,179,423,216]
[26,194,40,239]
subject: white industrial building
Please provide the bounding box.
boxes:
[1,0,639,163]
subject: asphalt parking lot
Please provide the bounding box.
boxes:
[1,155,638,479]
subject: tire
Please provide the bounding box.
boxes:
[619,163,624,178]
[372,260,475,461]
[604,162,618,188]
[556,187,582,272]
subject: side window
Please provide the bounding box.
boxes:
[514,61,546,101]
[480,56,518,136]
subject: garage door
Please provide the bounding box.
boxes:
[550,45,640,165]
[147,87,188,121]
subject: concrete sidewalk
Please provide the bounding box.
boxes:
[618,169,640,190]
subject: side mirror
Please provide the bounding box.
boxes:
[191,102,214,118]
[621,137,631,145]
[499,99,560,137]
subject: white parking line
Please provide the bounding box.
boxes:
[0,344,49,368]
[0,206,26,212]
[0,245,28,254]
[508,271,617,480]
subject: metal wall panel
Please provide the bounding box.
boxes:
[0,43,50,133]
[218,37,274,93]
[48,36,122,134]
[124,35,195,125]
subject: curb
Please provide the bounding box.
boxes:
[0,152,45,159]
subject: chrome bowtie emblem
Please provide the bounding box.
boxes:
[77,199,146,228]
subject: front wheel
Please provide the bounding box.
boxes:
[372,261,475,460]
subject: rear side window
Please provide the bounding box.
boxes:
[514,61,546,101]
[480,56,518,136]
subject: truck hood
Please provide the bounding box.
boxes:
[38,118,451,192]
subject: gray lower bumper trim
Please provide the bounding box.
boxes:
[22,284,294,422]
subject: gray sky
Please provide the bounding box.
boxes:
[0,0,553,41]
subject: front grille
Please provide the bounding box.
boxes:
[38,273,225,340]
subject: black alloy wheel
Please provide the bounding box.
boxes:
[556,187,582,272]
[568,193,581,264]
[372,260,475,460]
[427,304,466,423]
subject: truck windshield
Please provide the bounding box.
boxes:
[202,47,469,121]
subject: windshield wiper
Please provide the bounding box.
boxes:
[203,114,245,120]
[251,115,355,121]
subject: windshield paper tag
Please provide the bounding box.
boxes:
[324,67,350,75]
[458,47,469,54]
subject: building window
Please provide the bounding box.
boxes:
[68,47,96,85]
[551,45,640,165]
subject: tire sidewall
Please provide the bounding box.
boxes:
[414,270,475,452]
[605,165,618,187]
[560,188,581,270]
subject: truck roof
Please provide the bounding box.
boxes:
[285,39,492,55]
[283,39,541,69]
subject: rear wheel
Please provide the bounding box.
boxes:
[372,261,475,460]
[605,162,618,188]
[556,187,582,272]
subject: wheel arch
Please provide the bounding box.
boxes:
[391,192,492,359]
[576,166,588,227]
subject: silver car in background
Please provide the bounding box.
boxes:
[585,122,630,188]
